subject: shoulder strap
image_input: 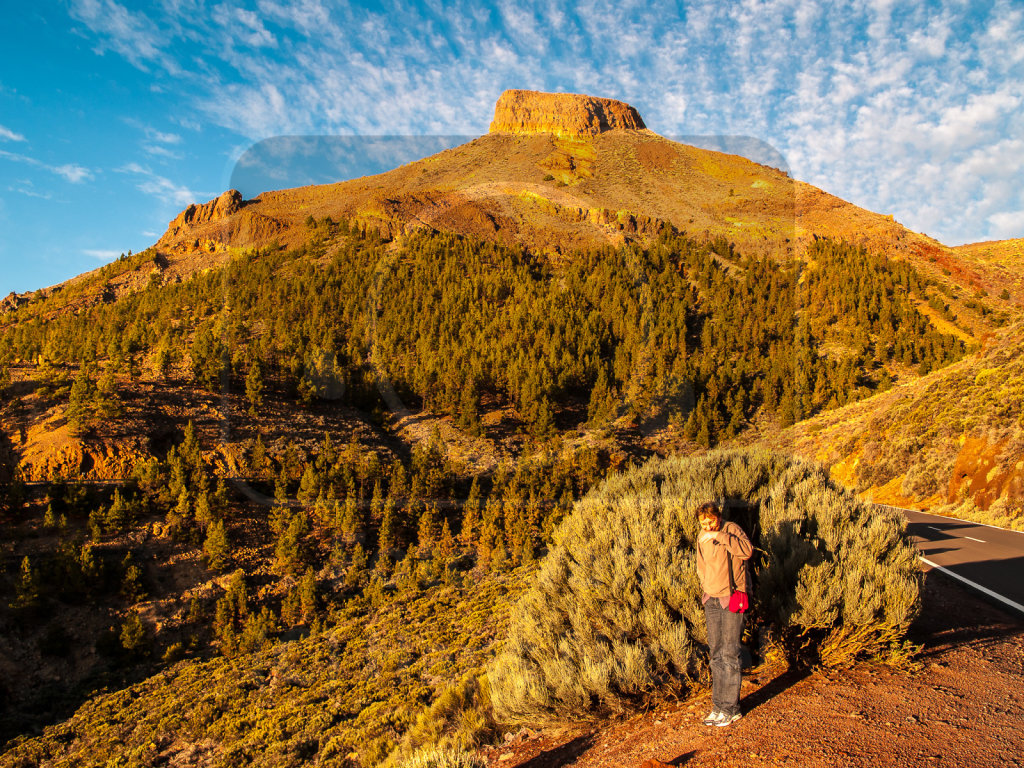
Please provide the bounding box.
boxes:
[727,551,736,595]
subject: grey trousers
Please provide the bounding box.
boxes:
[704,598,745,716]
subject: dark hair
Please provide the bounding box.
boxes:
[696,501,720,519]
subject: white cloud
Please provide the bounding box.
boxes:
[118,161,149,175]
[0,149,93,183]
[930,88,1022,149]
[8,180,52,200]
[256,0,333,38]
[234,8,277,48]
[0,125,26,142]
[139,176,202,207]
[142,143,184,159]
[988,211,1024,239]
[148,128,182,144]
[83,248,123,261]
[118,162,205,206]
[69,0,170,72]
[53,164,93,183]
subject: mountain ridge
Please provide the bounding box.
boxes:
[3,93,999,326]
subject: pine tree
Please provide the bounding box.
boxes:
[67,365,99,434]
[238,607,277,654]
[168,489,191,535]
[121,558,146,603]
[105,489,132,533]
[417,502,439,556]
[436,517,457,565]
[345,543,368,588]
[194,488,214,526]
[369,480,384,523]
[10,556,40,610]
[298,568,318,622]
[215,570,249,654]
[459,495,480,550]
[281,584,301,627]
[297,464,319,504]
[120,612,148,657]
[203,520,231,571]
[378,495,398,555]
[249,434,269,479]
[274,512,309,576]
[152,333,173,379]
[245,356,265,416]
[79,543,102,588]
[96,366,123,419]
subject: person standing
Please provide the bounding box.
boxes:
[695,501,753,727]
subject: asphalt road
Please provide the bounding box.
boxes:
[888,506,1024,617]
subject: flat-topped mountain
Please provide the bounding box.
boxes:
[488,88,647,137]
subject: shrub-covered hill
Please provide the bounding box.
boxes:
[0,221,994,753]
[490,449,920,724]
[0,567,529,768]
[0,413,602,751]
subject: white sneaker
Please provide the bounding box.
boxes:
[702,709,725,726]
[715,711,742,727]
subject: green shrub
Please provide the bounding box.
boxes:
[489,449,921,723]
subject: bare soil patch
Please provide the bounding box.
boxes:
[484,568,1024,768]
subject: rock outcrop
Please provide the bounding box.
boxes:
[156,188,284,255]
[177,189,243,228]
[1,292,27,313]
[489,89,646,138]
[158,189,245,246]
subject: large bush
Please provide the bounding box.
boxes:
[489,449,921,723]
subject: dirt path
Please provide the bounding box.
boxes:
[484,568,1024,768]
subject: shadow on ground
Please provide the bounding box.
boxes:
[516,733,597,768]
[911,568,1024,659]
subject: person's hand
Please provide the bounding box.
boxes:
[698,530,718,544]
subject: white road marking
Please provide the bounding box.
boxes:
[885,504,1024,535]
[919,557,1024,616]
[928,526,945,533]
[965,536,986,543]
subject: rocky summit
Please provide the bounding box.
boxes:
[489,88,646,137]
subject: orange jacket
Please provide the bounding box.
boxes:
[696,520,753,602]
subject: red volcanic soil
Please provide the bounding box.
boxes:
[483,568,1024,768]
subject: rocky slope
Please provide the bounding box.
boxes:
[951,237,1024,302]
[761,319,1024,526]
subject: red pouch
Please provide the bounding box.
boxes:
[728,591,749,613]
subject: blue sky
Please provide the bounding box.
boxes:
[2,0,1022,295]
